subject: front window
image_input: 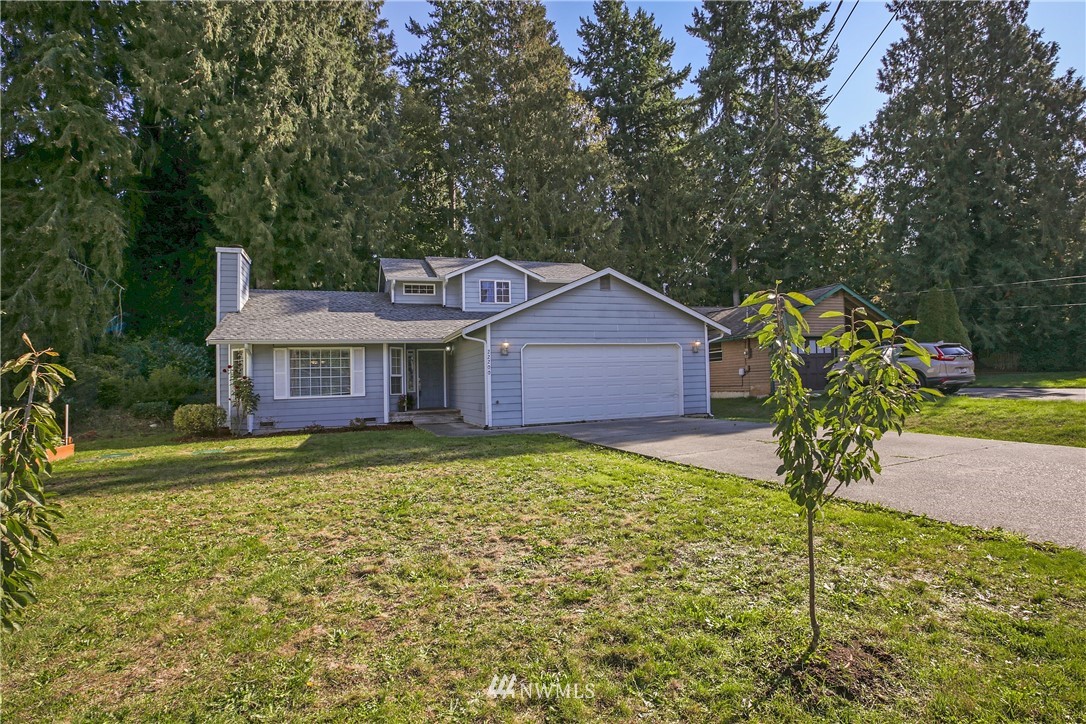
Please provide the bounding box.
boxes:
[480,279,510,304]
[390,347,404,395]
[290,348,351,397]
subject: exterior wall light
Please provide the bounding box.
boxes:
[692,340,702,353]
[500,341,510,355]
[445,344,454,354]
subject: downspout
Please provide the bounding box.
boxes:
[459,329,490,428]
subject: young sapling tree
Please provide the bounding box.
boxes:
[744,286,934,660]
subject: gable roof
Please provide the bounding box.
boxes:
[379,256,595,284]
[455,268,732,338]
[440,255,547,281]
[206,290,485,344]
[694,283,893,341]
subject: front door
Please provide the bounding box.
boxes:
[416,350,446,409]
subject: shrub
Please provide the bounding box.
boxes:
[130,401,174,422]
[173,404,226,436]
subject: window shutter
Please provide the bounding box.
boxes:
[350,347,366,396]
[274,348,289,399]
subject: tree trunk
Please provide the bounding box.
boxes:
[803,507,821,660]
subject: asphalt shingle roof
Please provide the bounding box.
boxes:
[380,256,595,283]
[207,290,485,343]
[694,284,867,340]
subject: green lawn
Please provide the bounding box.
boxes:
[974,371,1086,388]
[712,396,1086,448]
[4,429,1085,721]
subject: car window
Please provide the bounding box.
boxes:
[937,345,970,357]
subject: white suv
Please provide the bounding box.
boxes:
[897,342,976,394]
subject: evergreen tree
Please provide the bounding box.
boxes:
[401,0,618,266]
[865,1,1086,361]
[1,2,137,355]
[915,285,971,347]
[689,1,859,305]
[575,0,696,290]
[164,1,405,290]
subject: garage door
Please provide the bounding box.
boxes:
[522,344,682,425]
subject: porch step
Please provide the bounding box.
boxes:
[389,408,463,425]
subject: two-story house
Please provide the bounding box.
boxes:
[207,248,730,430]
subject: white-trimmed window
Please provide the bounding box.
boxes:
[402,283,436,295]
[389,347,404,395]
[273,347,365,399]
[480,279,510,304]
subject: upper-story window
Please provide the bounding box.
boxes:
[480,280,511,304]
[402,283,436,295]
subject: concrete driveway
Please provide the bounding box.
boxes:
[534,417,1086,550]
[960,387,1085,401]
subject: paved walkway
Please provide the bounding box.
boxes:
[960,387,1085,401]
[525,417,1086,550]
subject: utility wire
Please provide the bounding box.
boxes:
[825,9,898,110]
[821,0,860,63]
[895,275,1086,296]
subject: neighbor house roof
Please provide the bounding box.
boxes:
[379,256,595,284]
[206,290,485,344]
[694,283,892,341]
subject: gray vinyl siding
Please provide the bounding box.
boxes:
[248,344,385,431]
[445,276,461,307]
[395,281,443,305]
[461,261,527,312]
[217,252,239,320]
[487,277,709,427]
[527,280,564,299]
[450,337,486,426]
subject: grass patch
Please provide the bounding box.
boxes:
[4,429,1085,721]
[712,396,1086,448]
[906,396,1086,447]
[973,371,1086,388]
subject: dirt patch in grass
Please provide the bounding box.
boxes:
[803,637,899,704]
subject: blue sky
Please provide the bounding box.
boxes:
[381,1,1086,137]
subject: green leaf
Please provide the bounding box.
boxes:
[786,292,815,306]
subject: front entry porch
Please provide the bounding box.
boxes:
[388,344,452,413]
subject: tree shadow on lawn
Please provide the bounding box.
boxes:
[50,429,570,498]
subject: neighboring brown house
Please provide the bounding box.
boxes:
[695,284,893,397]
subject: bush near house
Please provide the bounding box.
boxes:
[62,336,214,427]
[172,404,227,436]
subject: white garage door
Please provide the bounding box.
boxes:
[522,344,682,425]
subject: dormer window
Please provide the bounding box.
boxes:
[480,280,511,304]
[403,283,436,295]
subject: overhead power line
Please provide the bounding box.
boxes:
[824,9,898,110]
[897,275,1086,296]
[821,0,860,63]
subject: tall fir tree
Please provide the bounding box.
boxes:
[866,1,1086,365]
[401,0,619,266]
[1,2,137,355]
[689,1,860,305]
[575,0,697,292]
[160,0,405,290]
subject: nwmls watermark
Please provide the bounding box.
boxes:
[485,674,595,700]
